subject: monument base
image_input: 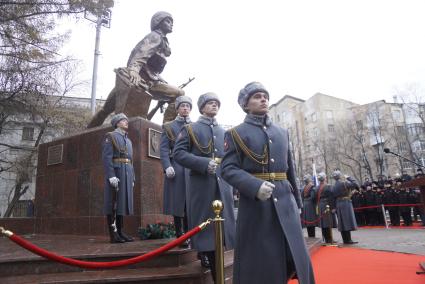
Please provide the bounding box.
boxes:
[24,117,170,236]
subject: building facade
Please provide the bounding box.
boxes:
[0,96,104,217]
[270,93,425,183]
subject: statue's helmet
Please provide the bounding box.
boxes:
[175,95,192,110]
[197,92,221,113]
[238,82,269,112]
[151,11,173,31]
[111,113,128,128]
[317,172,326,182]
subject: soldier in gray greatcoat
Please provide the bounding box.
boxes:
[302,174,318,237]
[102,113,135,243]
[173,93,236,280]
[160,95,192,247]
[221,82,315,284]
[332,170,359,244]
[316,172,337,244]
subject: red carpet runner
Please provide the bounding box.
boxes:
[290,246,424,284]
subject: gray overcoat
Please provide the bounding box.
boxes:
[333,179,358,231]
[221,114,315,284]
[102,129,134,215]
[302,184,318,227]
[173,116,236,252]
[160,118,189,217]
[316,183,337,228]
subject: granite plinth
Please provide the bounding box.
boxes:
[2,117,170,235]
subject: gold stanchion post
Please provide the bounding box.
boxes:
[212,200,225,284]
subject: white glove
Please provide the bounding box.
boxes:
[256,181,275,201]
[207,160,218,174]
[109,177,120,188]
[298,208,302,215]
[165,166,175,178]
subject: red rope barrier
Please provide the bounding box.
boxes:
[6,226,202,269]
[354,203,422,211]
[301,211,329,225]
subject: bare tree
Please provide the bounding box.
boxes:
[0,0,110,217]
[393,83,425,169]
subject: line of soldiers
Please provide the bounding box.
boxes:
[352,172,425,227]
[98,11,315,283]
[301,171,359,245]
[159,82,315,283]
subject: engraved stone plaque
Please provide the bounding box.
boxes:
[148,128,161,159]
[47,144,63,166]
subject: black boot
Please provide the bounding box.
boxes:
[342,231,358,244]
[116,215,134,242]
[307,226,316,238]
[322,228,333,243]
[174,216,190,248]
[174,216,183,237]
[198,252,212,268]
[107,215,125,243]
[204,251,216,283]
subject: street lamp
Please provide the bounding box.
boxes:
[85,5,112,115]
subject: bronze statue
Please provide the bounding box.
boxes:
[87,11,184,128]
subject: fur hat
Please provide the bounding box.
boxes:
[317,172,327,182]
[303,174,312,183]
[111,113,128,128]
[175,95,192,109]
[238,82,269,112]
[332,170,342,180]
[197,92,220,113]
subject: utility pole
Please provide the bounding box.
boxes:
[85,4,112,115]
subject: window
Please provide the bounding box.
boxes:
[399,142,408,152]
[392,110,401,121]
[396,126,405,135]
[402,161,412,169]
[328,124,335,133]
[411,140,425,151]
[313,128,319,137]
[408,124,425,136]
[311,113,317,122]
[356,120,363,130]
[325,110,333,119]
[277,114,280,122]
[22,127,34,141]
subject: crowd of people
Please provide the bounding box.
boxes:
[352,170,425,227]
[300,169,425,245]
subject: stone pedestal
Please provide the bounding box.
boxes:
[33,117,169,235]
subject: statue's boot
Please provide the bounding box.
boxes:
[163,102,177,123]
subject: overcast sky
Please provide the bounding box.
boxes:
[59,0,425,126]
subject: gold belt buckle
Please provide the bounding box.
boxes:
[269,173,276,180]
